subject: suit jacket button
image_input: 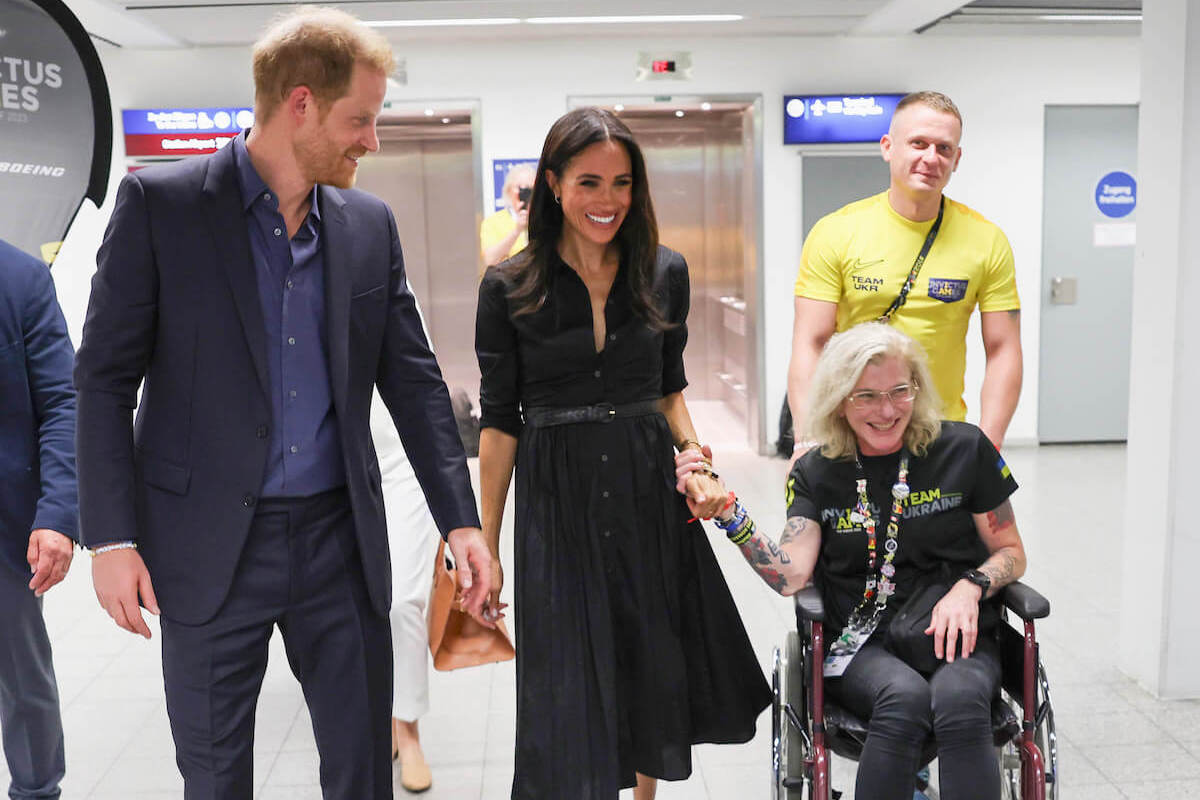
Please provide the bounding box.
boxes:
[256,425,268,439]
[242,493,256,507]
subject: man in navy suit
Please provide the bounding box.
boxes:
[74,8,493,798]
[0,239,77,800]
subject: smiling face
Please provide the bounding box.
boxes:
[546,139,633,252]
[294,61,386,189]
[841,355,916,457]
[880,103,962,203]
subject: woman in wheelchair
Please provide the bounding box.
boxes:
[677,322,1028,800]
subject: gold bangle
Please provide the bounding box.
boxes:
[677,438,703,452]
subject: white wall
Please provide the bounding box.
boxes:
[55,32,1142,447]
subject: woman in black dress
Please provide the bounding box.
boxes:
[475,107,770,800]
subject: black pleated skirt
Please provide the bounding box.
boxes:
[510,411,772,799]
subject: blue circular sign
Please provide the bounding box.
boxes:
[1095,171,1137,218]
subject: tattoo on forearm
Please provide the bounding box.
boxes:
[986,500,1016,533]
[980,551,1018,592]
[736,516,815,594]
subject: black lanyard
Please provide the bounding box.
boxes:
[878,196,945,322]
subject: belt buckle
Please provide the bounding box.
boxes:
[596,402,616,422]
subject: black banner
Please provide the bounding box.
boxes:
[0,0,111,262]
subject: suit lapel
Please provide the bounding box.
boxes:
[320,184,351,414]
[200,143,270,401]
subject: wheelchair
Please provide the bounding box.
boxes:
[772,582,1056,799]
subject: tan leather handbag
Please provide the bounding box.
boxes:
[427,541,515,671]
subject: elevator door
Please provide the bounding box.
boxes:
[619,108,754,433]
[352,119,480,397]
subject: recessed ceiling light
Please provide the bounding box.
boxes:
[441,117,451,124]
[423,108,434,116]
[365,18,520,28]
[700,102,712,111]
[675,110,685,118]
[1036,14,1141,22]
[614,104,625,112]
[526,14,742,25]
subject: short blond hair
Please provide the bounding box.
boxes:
[252,6,395,124]
[805,322,943,460]
[893,90,962,129]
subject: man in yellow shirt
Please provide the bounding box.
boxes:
[789,91,1022,460]
[481,162,535,268]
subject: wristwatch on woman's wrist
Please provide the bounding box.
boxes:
[961,568,991,598]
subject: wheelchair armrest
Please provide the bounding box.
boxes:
[793,585,825,623]
[1001,581,1050,621]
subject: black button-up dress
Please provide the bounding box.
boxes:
[476,245,770,799]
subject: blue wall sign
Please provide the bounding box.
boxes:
[492,158,539,211]
[783,93,904,145]
[122,107,254,135]
[1094,171,1136,218]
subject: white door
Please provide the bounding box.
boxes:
[1038,105,1138,443]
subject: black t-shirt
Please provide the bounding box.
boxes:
[786,421,1018,638]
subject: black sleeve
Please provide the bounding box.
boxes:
[785,453,821,521]
[75,172,159,547]
[25,263,78,540]
[968,428,1019,513]
[476,268,523,437]
[660,252,689,396]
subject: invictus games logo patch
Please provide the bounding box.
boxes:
[997,457,1011,480]
[928,278,968,303]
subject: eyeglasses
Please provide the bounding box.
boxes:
[847,384,918,410]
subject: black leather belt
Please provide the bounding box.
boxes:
[523,400,662,428]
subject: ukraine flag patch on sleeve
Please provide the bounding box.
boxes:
[997,457,1011,480]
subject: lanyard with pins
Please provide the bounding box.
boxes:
[824,449,911,677]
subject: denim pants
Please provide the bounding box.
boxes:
[828,635,1001,800]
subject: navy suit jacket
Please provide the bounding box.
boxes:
[74,142,480,625]
[0,240,78,579]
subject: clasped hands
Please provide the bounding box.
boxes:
[673,446,729,520]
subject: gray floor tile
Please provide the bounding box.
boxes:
[1083,741,1200,784]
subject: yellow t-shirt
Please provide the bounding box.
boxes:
[480,208,527,265]
[794,192,1019,420]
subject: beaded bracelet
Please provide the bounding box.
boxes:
[89,541,138,557]
[676,438,703,453]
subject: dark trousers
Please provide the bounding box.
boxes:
[829,636,1001,800]
[160,489,393,800]
[0,564,65,800]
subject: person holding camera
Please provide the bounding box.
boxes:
[481,162,536,268]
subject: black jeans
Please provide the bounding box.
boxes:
[828,635,1001,800]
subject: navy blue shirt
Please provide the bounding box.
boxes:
[232,133,345,497]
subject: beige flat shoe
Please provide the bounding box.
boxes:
[391,717,400,761]
[399,750,432,793]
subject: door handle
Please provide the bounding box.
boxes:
[1050,276,1077,305]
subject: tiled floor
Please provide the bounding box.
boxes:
[6,431,1200,798]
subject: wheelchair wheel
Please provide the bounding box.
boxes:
[999,661,1057,800]
[773,631,809,800]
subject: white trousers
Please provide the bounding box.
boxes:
[370,391,441,722]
